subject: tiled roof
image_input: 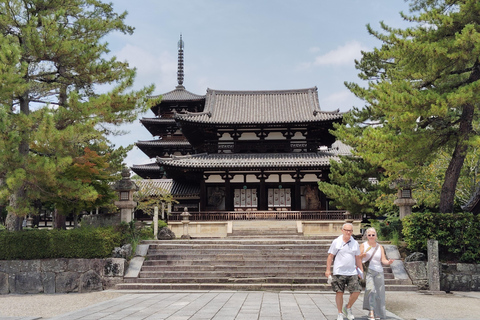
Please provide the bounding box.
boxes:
[135,179,199,198]
[136,138,191,147]
[140,118,176,125]
[131,162,162,172]
[150,86,205,102]
[329,140,352,156]
[175,87,343,125]
[157,151,343,170]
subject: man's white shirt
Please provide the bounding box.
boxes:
[328,235,360,276]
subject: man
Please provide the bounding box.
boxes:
[325,223,363,320]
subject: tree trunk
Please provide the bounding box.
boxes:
[439,60,480,213]
[52,209,66,230]
[6,95,30,231]
[439,102,474,213]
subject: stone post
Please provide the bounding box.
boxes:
[180,207,191,239]
[153,206,159,238]
[426,239,445,294]
[113,167,139,223]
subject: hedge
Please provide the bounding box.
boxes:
[402,211,480,263]
[0,227,124,260]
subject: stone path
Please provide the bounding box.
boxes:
[0,291,402,320]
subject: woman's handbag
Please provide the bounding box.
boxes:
[359,244,379,288]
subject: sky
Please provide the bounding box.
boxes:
[104,0,413,168]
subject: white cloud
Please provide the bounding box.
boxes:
[321,90,360,112]
[313,41,369,67]
[116,44,177,91]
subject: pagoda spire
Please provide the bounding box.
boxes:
[177,34,185,88]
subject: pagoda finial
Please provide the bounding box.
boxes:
[177,34,184,88]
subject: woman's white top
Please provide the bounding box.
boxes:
[361,241,383,273]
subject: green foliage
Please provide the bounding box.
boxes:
[0,0,155,228]
[365,216,403,242]
[338,0,480,213]
[134,185,178,217]
[403,211,480,263]
[0,227,123,260]
[116,220,154,256]
[318,155,395,216]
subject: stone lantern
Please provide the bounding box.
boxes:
[113,167,139,223]
[392,179,416,219]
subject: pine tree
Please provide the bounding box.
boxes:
[338,0,480,213]
[0,0,154,230]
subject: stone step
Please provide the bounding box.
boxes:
[115,282,418,292]
[117,238,415,293]
[142,238,337,245]
[125,275,401,284]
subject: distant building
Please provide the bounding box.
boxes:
[131,35,351,218]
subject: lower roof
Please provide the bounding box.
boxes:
[157,152,339,171]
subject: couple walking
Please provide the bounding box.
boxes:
[325,223,394,320]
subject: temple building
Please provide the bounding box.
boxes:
[131,36,353,223]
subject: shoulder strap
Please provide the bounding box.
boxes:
[366,243,379,262]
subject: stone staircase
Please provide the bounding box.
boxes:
[116,235,417,291]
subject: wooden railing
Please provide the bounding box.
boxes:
[167,210,361,221]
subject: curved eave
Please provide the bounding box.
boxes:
[174,112,343,127]
[156,152,340,171]
[131,163,164,179]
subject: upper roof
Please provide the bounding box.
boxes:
[150,85,205,102]
[174,87,343,125]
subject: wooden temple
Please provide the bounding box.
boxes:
[131,36,356,228]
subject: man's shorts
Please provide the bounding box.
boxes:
[331,275,362,293]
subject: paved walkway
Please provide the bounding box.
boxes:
[1,291,402,320]
[1,290,480,320]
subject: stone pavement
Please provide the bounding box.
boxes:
[0,291,402,320]
[1,290,480,320]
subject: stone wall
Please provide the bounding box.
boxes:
[441,263,480,292]
[0,258,126,294]
[404,261,480,291]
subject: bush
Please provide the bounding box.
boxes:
[364,216,403,242]
[403,211,480,263]
[0,226,123,260]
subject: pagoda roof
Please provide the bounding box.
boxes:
[135,179,199,198]
[150,85,205,102]
[131,162,164,179]
[140,117,176,125]
[157,149,349,171]
[174,87,343,125]
[136,137,191,147]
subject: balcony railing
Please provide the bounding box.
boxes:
[167,210,360,221]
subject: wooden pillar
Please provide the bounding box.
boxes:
[200,173,207,211]
[257,172,268,210]
[223,172,234,211]
[292,171,304,211]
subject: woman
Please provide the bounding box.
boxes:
[359,227,394,320]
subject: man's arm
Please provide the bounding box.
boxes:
[325,253,334,277]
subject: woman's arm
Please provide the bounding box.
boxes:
[380,245,394,265]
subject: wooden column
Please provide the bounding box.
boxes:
[256,171,268,210]
[200,173,208,211]
[222,172,234,211]
[292,171,304,211]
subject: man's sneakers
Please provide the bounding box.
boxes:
[337,313,344,320]
[342,305,355,320]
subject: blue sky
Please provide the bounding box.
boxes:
[105,0,412,168]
